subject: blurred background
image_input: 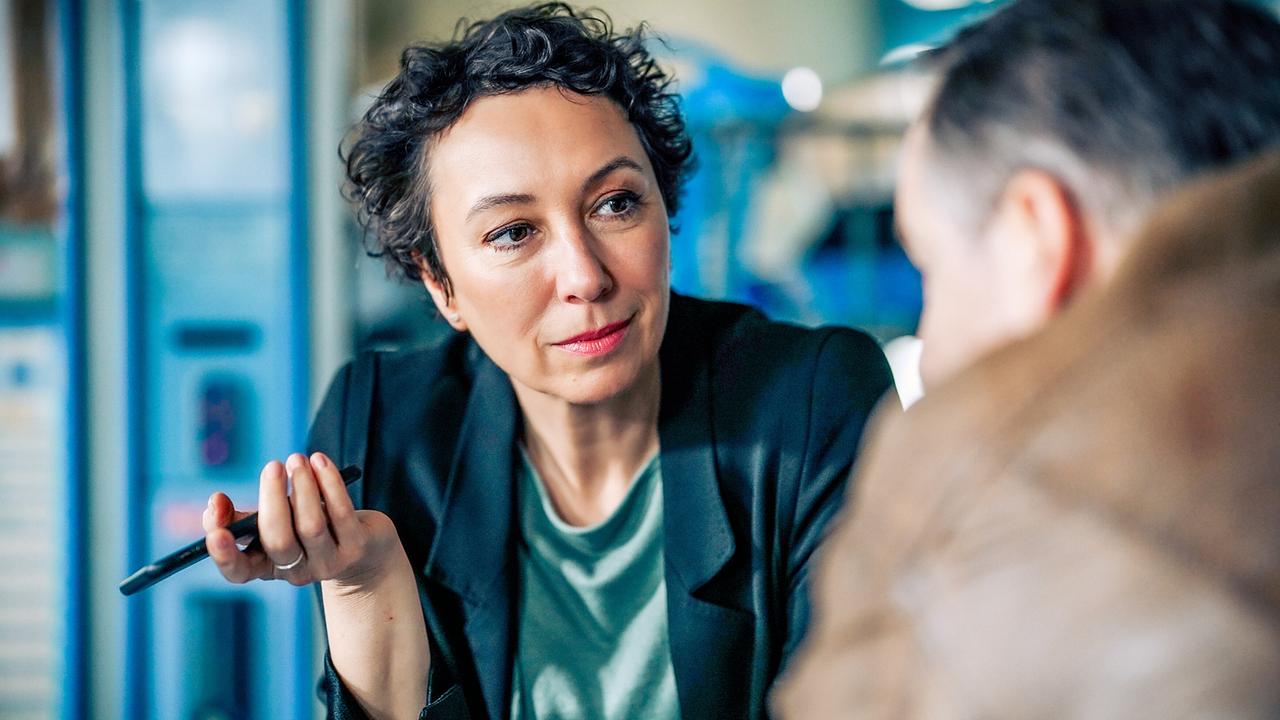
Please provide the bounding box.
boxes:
[1,0,1272,717]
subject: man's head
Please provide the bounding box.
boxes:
[896,0,1280,387]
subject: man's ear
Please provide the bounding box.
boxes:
[414,253,466,331]
[997,168,1092,317]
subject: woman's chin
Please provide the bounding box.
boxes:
[559,376,636,406]
[551,362,652,406]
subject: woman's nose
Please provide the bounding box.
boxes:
[554,228,614,304]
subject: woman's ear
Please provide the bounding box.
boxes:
[414,253,467,331]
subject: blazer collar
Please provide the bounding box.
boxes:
[425,345,518,600]
[428,294,737,598]
[424,346,517,720]
[657,293,737,593]
[421,293,739,719]
[657,295,750,719]
[424,297,737,594]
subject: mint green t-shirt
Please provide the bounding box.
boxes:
[510,449,681,720]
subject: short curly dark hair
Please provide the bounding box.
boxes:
[343,2,694,296]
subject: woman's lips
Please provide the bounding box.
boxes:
[553,317,633,357]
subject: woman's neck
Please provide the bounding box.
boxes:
[512,363,661,527]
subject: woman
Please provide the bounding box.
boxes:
[202,4,893,719]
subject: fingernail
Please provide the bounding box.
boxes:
[286,453,305,472]
[311,452,328,468]
[207,496,214,511]
[264,461,284,484]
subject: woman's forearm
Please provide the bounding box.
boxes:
[322,545,431,720]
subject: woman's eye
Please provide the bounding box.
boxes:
[486,223,533,250]
[595,192,639,218]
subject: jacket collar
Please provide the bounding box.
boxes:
[655,295,753,720]
[426,294,737,597]
[425,345,518,719]
[422,293,739,718]
[425,344,518,600]
[657,293,737,593]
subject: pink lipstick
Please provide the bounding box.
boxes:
[554,316,633,357]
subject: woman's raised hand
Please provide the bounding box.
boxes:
[202,452,402,589]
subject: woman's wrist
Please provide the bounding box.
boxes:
[322,541,431,719]
[323,539,412,598]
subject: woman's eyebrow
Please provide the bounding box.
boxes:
[465,157,643,222]
[466,192,537,222]
[582,156,644,192]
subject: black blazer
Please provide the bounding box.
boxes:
[307,293,894,720]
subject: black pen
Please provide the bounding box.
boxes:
[118,464,362,596]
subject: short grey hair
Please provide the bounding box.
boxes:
[921,0,1280,241]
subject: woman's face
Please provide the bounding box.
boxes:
[421,86,671,405]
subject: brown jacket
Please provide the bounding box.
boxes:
[774,151,1280,719]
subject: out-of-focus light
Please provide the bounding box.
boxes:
[153,19,279,139]
[881,42,936,67]
[884,335,925,409]
[0,3,14,157]
[782,67,823,112]
[901,0,986,9]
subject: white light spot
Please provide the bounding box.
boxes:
[884,335,925,409]
[902,0,985,9]
[782,67,823,113]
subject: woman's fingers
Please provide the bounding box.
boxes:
[204,492,268,583]
[312,452,362,549]
[203,495,219,534]
[207,526,273,583]
[202,492,254,533]
[206,455,369,587]
[203,492,231,533]
[258,458,306,577]
[290,453,338,572]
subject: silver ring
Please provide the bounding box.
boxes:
[274,551,305,571]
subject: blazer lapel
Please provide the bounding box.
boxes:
[659,295,755,719]
[420,297,754,719]
[425,349,518,720]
